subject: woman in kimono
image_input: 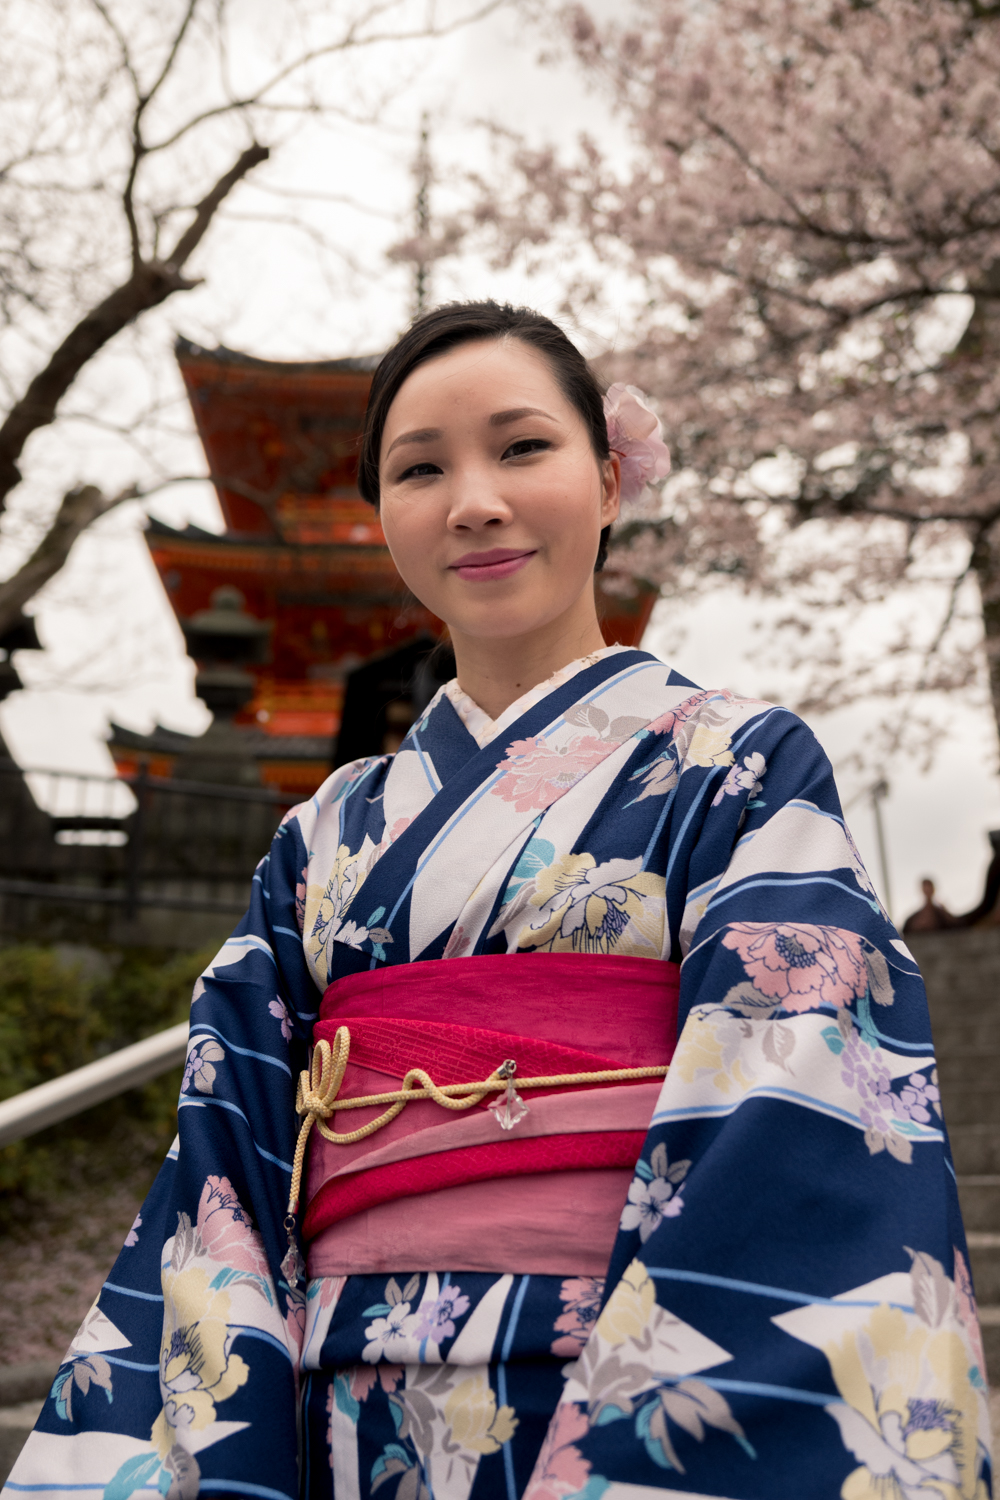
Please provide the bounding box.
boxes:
[6,302,990,1500]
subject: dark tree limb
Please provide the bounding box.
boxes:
[0,142,269,513]
[0,483,135,638]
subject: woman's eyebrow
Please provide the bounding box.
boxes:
[385,427,442,458]
[489,406,556,427]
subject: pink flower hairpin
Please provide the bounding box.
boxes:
[603,383,671,504]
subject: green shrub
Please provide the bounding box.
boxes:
[0,945,212,1222]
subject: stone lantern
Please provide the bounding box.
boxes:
[174,587,272,785]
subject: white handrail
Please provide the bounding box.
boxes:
[0,1022,189,1147]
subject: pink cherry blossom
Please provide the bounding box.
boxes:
[722,921,867,1012]
[603,383,671,503]
[476,2,1000,747]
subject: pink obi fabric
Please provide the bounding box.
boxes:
[304,953,679,1276]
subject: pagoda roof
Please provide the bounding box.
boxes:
[175,337,382,376]
[175,336,382,540]
[108,720,332,760]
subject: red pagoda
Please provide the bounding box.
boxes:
[109,339,659,798]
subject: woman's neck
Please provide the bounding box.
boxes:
[451,612,610,722]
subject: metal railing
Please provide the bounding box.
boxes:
[0,1022,189,1147]
[0,758,296,915]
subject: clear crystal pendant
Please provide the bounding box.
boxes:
[489,1060,529,1131]
[281,1217,305,1289]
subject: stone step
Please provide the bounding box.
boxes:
[936,1088,1000,1126]
[929,1026,1000,1056]
[968,1233,1000,1305]
[0,1401,42,1489]
[945,1125,1000,1176]
[982,1307,1000,1386]
[957,1176,1000,1232]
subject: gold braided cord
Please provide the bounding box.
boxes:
[286,1024,669,1220]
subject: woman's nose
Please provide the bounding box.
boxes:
[446,474,514,530]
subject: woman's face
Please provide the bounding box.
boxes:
[377,338,620,644]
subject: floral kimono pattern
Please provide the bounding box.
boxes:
[4,646,990,1500]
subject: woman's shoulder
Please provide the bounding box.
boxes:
[279,754,391,843]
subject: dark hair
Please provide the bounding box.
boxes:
[358,300,612,571]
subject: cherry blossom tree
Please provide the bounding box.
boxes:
[475,0,1000,751]
[0,0,498,641]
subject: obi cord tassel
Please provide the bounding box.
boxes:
[281,1023,670,1285]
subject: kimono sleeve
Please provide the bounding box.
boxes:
[524,711,992,1500]
[4,804,318,1500]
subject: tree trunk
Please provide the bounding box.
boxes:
[970,524,1000,750]
[955,261,1000,749]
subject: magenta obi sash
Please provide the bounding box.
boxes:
[303,953,680,1276]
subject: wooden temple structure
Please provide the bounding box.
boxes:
[109,338,659,798]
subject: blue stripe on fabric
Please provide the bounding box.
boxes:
[231,1327,293,1361]
[102,1282,163,1302]
[408,724,442,795]
[176,1097,293,1173]
[665,1374,842,1408]
[498,1275,531,1500]
[4,1472,293,1497]
[272,926,303,941]
[209,936,277,970]
[188,1025,292,1076]
[102,1356,160,1372]
[647,1265,914,1312]
[704,872,879,918]
[199,1483,296,1500]
[651,1094,944,1141]
[501,1274,531,1363]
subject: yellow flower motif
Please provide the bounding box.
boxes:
[152,1268,249,1459]
[826,1304,983,1500]
[685,724,735,769]
[443,1372,517,1454]
[594,1259,655,1347]
[519,852,665,956]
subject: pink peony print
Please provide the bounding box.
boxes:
[196,1175,271,1277]
[722,921,867,1012]
[124,1212,142,1248]
[644,689,717,740]
[551,1277,604,1358]
[493,734,610,814]
[523,1402,592,1500]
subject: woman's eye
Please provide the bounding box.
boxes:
[398,461,443,480]
[503,438,550,461]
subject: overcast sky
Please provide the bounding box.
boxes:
[2,0,998,926]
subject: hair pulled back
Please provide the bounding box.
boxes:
[358,300,612,572]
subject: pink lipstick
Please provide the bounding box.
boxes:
[449,547,536,582]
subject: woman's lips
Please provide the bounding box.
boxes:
[449,548,536,582]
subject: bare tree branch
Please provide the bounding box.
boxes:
[0,483,135,637]
[0,142,268,511]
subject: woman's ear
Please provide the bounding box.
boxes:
[601,454,622,527]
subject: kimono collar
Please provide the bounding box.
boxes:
[443,643,633,748]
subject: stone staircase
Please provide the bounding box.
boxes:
[909,928,1000,1378]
